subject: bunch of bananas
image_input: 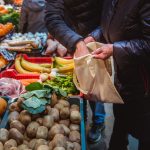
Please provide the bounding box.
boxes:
[54,57,74,73]
[15,56,52,74]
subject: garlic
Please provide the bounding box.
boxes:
[40,73,49,82]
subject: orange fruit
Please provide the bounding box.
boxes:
[0,98,7,116]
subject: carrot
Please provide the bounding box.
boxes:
[20,79,39,85]
[20,80,30,86]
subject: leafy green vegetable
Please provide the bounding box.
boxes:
[43,75,79,96]
[0,10,20,30]
[25,82,43,91]
[20,88,51,114]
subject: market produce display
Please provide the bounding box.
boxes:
[0,22,14,37]
[43,75,79,96]
[1,32,47,52]
[0,2,85,149]
[54,57,74,74]
[13,0,23,6]
[0,97,7,116]
[0,55,8,68]
[0,6,19,29]
[0,93,82,150]
[15,55,52,74]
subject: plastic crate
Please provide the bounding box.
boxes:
[0,54,53,79]
[0,96,86,150]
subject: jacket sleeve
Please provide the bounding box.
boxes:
[45,0,83,52]
[19,2,28,33]
[89,27,106,43]
[113,2,150,65]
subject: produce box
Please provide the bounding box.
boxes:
[0,96,86,150]
[0,54,53,78]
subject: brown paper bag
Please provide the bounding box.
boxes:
[73,42,124,104]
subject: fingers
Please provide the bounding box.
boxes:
[91,48,102,55]
[84,36,95,44]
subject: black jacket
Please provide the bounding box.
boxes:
[97,0,150,102]
[45,0,102,51]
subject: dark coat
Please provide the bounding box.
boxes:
[96,0,150,140]
[96,0,150,103]
[45,0,103,51]
[19,0,48,34]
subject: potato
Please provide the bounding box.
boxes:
[51,93,58,107]
[61,124,70,136]
[60,107,70,119]
[0,141,3,150]
[43,115,54,128]
[45,105,52,114]
[70,111,81,124]
[29,139,37,149]
[10,120,25,134]
[69,124,80,131]
[9,102,21,112]
[48,108,59,122]
[17,97,25,108]
[31,114,41,121]
[8,111,19,123]
[36,118,43,126]
[37,145,49,150]
[59,119,70,127]
[53,147,65,150]
[36,126,48,139]
[9,128,24,145]
[66,141,74,150]
[19,110,31,126]
[52,134,67,148]
[18,144,28,150]
[10,147,18,150]
[26,122,40,138]
[34,139,48,150]
[4,139,17,150]
[69,131,80,143]
[48,124,65,140]
[58,100,70,107]
[73,142,81,150]
[0,128,9,143]
[54,103,64,111]
[24,132,31,142]
[48,142,54,150]
[70,105,79,112]
[23,140,29,145]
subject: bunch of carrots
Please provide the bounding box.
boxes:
[20,79,39,86]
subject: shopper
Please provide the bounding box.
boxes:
[89,0,150,149]
[19,0,48,34]
[45,0,105,143]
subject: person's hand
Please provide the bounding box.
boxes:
[92,44,113,60]
[84,36,95,44]
[57,43,67,57]
[74,41,89,57]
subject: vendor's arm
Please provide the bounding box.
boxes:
[45,0,83,52]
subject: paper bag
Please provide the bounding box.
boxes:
[73,42,124,104]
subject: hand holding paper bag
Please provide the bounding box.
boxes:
[73,42,124,104]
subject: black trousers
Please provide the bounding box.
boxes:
[108,101,150,150]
